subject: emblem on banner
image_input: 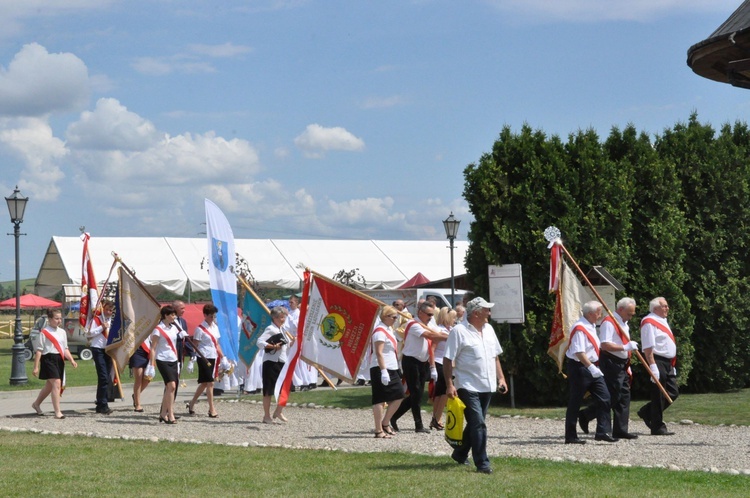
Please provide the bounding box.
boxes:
[211,238,229,271]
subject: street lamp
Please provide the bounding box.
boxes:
[6,186,29,385]
[442,212,460,307]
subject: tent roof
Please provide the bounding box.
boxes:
[34,237,468,299]
[399,272,430,289]
[0,294,61,309]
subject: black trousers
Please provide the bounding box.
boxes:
[391,355,429,429]
[566,360,611,440]
[580,352,631,435]
[640,355,679,432]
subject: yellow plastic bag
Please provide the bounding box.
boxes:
[444,396,466,448]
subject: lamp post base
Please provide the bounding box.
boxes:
[10,341,28,385]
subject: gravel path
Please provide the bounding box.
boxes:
[3,399,750,475]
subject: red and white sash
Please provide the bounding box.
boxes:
[198,324,222,378]
[602,315,633,383]
[641,317,677,367]
[41,329,66,361]
[567,324,600,364]
[369,326,398,366]
[156,327,177,358]
[93,314,107,339]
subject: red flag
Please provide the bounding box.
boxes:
[79,233,99,329]
[274,270,312,406]
[549,242,562,292]
[299,271,380,382]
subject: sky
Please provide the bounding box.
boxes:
[0,0,747,281]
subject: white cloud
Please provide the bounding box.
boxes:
[0,1,116,39]
[0,43,90,116]
[326,197,401,224]
[0,117,67,200]
[483,0,739,23]
[361,95,406,109]
[66,98,161,151]
[188,42,253,58]
[294,124,365,158]
[131,56,215,76]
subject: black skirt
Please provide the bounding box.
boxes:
[433,361,447,397]
[39,353,64,380]
[370,366,405,405]
[156,360,179,384]
[197,356,216,384]
[262,361,284,396]
[129,347,149,369]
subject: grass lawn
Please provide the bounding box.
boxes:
[1,432,747,497]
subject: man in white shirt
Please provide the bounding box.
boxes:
[564,301,617,444]
[637,296,679,436]
[444,297,506,475]
[578,297,639,439]
[390,301,447,433]
[87,300,115,415]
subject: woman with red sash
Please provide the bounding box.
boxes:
[129,335,152,412]
[187,303,223,418]
[149,305,186,424]
[31,309,78,419]
[370,306,405,438]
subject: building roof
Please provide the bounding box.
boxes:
[687,1,750,87]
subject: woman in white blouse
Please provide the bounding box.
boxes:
[31,309,78,419]
[149,305,186,424]
[187,303,223,418]
[370,306,405,438]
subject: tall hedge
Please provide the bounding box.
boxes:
[463,114,750,404]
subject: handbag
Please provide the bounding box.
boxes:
[444,396,466,448]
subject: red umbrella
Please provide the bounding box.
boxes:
[0,294,62,309]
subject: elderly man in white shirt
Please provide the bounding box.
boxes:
[444,297,507,475]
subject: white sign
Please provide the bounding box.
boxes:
[488,264,524,324]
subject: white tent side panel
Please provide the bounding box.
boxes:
[34,237,468,299]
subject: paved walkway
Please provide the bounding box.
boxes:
[0,380,240,417]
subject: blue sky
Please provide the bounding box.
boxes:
[0,0,745,280]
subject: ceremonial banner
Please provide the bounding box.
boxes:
[547,259,586,374]
[239,287,272,368]
[80,232,99,329]
[106,266,161,374]
[549,241,562,292]
[299,271,381,382]
[274,270,311,406]
[205,199,239,363]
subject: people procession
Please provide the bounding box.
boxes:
[29,285,680,474]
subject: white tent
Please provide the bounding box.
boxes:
[34,236,469,298]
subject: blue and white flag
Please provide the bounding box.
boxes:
[205,199,239,362]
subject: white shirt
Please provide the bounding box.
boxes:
[401,319,430,362]
[599,312,630,360]
[433,325,451,364]
[37,325,68,355]
[565,317,601,363]
[443,321,503,393]
[193,320,221,359]
[640,313,676,358]
[284,307,300,338]
[369,324,399,370]
[258,323,289,363]
[86,314,112,349]
[150,322,186,362]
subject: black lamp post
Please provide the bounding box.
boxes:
[442,212,460,307]
[6,186,29,385]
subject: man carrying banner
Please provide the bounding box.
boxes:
[637,297,679,436]
[444,297,506,474]
[86,300,115,415]
[578,297,639,439]
[564,301,617,444]
[390,301,447,433]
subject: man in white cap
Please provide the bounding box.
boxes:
[444,296,507,475]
